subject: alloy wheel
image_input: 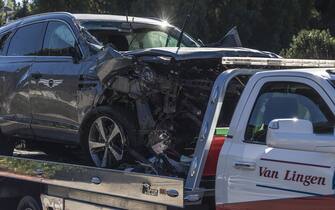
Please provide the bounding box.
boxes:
[88,116,126,167]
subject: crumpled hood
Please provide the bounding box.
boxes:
[122,47,275,60]
[95,46,277,84]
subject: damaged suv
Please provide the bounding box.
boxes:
[0,12,277,173]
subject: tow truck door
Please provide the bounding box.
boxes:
[218,74,335,209]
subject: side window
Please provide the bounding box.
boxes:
[0,32,12,55]
[245,82,335,144]
[7,23,45,56]
[42,21,76,56]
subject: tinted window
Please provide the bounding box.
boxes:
[245,82,334,144]
[0,32,11,55]
[217,75,251,127]
[7,23,45,56]
[42,21,76,56]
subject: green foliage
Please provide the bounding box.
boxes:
[0,0,4,25]
[31,0,91,13]
[14,0,30,19]
[198,0,316,52]
[1,0,335,56]
[6,0,14,9]
[26,0,317,53]
[281,29,335,59]
[0,156,63,177]
[314,0,335,34]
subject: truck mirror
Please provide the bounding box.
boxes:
[266,119,335,153]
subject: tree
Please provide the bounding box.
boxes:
[14,0,30,19]
[314,0,335,35]
[31,0,91,13]
[0,0,4,25]
[281,29,335,59]
[12,0,335,54]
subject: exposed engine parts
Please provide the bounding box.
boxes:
[147,130,171,155]
[96,50,285,175]
[99,56,223,175]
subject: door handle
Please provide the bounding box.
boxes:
[31,72,42,80]
[234,161,256,170]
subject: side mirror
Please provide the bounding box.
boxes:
[266,119,335,153]
[205,26,242,47]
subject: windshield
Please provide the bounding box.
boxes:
[127,29,185,50]
[79,20,200,51]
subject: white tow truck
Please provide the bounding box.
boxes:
[0,58,334,210]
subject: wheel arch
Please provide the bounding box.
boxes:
[79,104,141,168]
[0,178,44,199]
[79,103,137,139]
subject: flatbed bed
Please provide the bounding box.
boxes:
[1,58,335,210]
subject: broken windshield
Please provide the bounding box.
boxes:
[79,20,200,51]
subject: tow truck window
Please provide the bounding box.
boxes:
[245,82,335,144]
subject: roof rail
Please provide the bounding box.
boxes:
[222,57,335,68]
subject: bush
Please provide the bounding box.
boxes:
[281,29,335,59]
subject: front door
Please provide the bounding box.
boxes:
[30,21,83,143]
[221,77,335,209]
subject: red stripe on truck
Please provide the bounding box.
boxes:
[203,135,225,177]
[216,195,335,210]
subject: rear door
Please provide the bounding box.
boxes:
[218,75,335,209]
[0,22,46,138]
[29,20,83,143]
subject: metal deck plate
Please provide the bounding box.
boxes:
[0,155,184,207]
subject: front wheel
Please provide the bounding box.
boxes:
[81,106,137,168]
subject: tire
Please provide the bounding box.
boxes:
[81,106,138,168]
[17,196,42,210]
[0,133,14,156]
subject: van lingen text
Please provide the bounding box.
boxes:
[259,167,326,186]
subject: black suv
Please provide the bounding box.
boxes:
[0,12,275,169]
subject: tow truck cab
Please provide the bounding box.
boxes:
[213,68,335,209]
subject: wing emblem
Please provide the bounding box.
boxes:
[38,79,63,88]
